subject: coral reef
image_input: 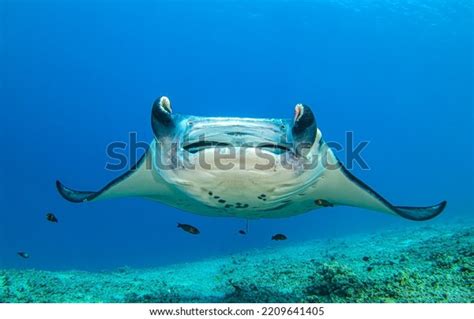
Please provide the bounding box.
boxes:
[0,222,472,303]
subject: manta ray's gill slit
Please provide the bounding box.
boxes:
[260,200,292,212]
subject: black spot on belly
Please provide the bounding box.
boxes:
[218,199,226,204]
[208,191,213,196]
[225,204,233,208]
[214,196,220,199]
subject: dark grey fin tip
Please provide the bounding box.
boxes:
[393,200,447,221]
[56,180,99,203]
[338,163,446,221]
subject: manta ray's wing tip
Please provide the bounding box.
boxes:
[393,200,447,221]
[55,180,66,197]
[56,180,96,203]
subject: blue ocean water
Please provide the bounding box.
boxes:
[0,0,472,271]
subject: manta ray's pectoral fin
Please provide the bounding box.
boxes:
[56,181,98,203]
[56,143,170,203]
[312,151,446,221]
[335,165,446,221]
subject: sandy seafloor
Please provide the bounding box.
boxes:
[1,222,472,303]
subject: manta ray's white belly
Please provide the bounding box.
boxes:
[159,148,318,217]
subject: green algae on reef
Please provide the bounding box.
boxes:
[1,222,472,303]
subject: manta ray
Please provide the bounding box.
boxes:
[57,96,446,220]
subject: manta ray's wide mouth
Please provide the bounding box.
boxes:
[182,141,292,154]
[182,141,232,153]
